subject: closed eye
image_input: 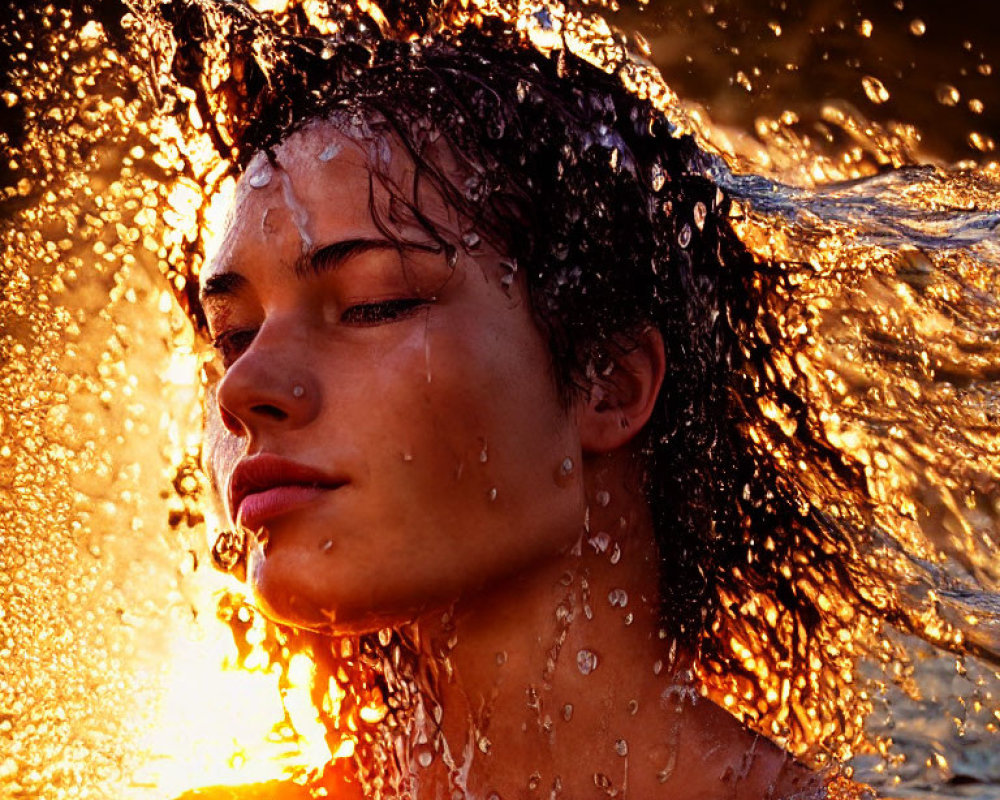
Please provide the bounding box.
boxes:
[212,328,258,367]
[340,297,430,326]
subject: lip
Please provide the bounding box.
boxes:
[228,453,345,534]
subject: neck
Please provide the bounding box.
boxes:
[372,452,819,800]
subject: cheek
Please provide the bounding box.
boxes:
[370,307,584,545]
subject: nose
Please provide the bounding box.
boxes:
[215,325,321,439]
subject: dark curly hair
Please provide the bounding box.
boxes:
[146,1,880,754]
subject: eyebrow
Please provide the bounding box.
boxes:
[199,238,399,303]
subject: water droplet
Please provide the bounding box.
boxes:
[528,771,542,791]
[653,659,663,675]
[677,224,692,248]
[488,487,498,501]
[861,75,890,104]
[462,231,481,250]
[318,142,343,161]
[589,532,610,553]
[608,588,628,608]
[478,734,491,753]
[650,163,665,192]
[320,538,334,553]
[615,738,628,756]
[627,699,639,715]
[609,543,622,564]
[593,773,612,790]
[595,490,611,507]
[378,627,392,646]
[487,793,501,800]
[562,703,573,721]
[936,84,960,106]
[577,649,599,675]
[857,18,873,37]
[479,442,488,463]
[402,451,414,462]
[692,202,706,230]
[416,746,434,768]
[909,18,926,36]
[560,457,574,475]
[248,168,271,188]
[969,98,985,114]
[623,613,634,625]
[734,70,753,92]
[496,650,508,666]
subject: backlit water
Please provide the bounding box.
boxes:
[1,1,999,798]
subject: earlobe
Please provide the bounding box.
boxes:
[577,326,666,454]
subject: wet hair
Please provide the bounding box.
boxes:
[152,3,878,749]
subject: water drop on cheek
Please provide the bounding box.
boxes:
[320,539,334,553]
[488,487,498,502]
[595,490,610,507]
[576,648,598,675]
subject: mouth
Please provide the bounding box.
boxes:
[228,453,345,537]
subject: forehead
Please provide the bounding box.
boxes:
[202,119,466,286]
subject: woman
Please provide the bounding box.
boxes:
[174,7,876,798]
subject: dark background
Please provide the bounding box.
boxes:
[613,0,1000,163]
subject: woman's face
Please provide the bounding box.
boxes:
[202,121,587,632]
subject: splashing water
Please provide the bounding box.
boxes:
[3,0,1000,798]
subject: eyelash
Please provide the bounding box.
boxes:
[211,298,430,366]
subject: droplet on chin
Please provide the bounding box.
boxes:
[402,451,414,462]
[320,538,334,553]
[609,543,622,564]
[562,703,573,721]
[488,487,498,501]
[614,738,628,756]
[527,772,542,791]
[576,648,599,675]
[495,650,508,666]
[560,457,574,475]
[595,490,611,507]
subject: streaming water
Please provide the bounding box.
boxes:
[2,1,1000,799]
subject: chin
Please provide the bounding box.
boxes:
[247,547,432,635]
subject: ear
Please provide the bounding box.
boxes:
[576,326,666,454]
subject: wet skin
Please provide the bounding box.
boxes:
[203,121,586,631]
[203,121,821,800]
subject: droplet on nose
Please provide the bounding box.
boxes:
[248,168,272,188]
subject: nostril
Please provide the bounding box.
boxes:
[251,403,289,421]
